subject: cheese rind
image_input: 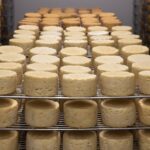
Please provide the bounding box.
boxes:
[138,130,150,150]
[0,131,18,150]
[63,131,97,150]
[0,99,18,127]
[100,71,135,96]
[64,100,98,128]
[101,99,136,127]
[26,131,60,150]
[0,70,17,95]
[25,100,59,127]
[24,71,58,96]
[62,73,97,97]
[99,130,133,150]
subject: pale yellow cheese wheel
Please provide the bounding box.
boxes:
[0,99,18,127]
[62,56,91,67]
[27,63,58,73]
[24,71,58,96]
[0,45,24,54]
[87,26,108,31]
[139,71,150,94]
[43,26,63,32]
[99,130,133,150]
[39,35,62,42]
[64,100,98,128]
[66,26,86,32]
[101,99,136,127]
[13,34,36,41]
[59,47,87,58]
[30,55,60,67]
[0,70,17,95]
[112,25,132,32]
[0,131,18,150]
[14,29,36,36]
[40,31,62,37]
[62,73,97,97]
[137,98,150,125]
[100,71,135,96]
[92,46,119,59]
[26,131,60,150]
[25,100,59,127]
[138,130,150,150]
[63,131,97,150]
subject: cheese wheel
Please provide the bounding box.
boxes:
[62,73,97,97]
[90,35,112,42]
[112,26,132,31]
[0,45,24,54]
[40,31,62,37]
[31,55,60,67]
[0,99,18,127]
[88,31,109,37]
[29,47,57,57]
[97,64,128,75]
[137,98,150,125]
[101,99,136,127]
[0,70,17,95]
[94,56,124,69]
[43,26,63,32]
[127,54,150,69]
[13,34,36,41]
[25,12,41,18]
[0,62,23,84]
[99,130,133,150]
[138,130,150,150]
[117,34,140,40]
[66,26,86,32]
[27,63,57,73]
[59,47,87,58]
[121,45,149,61]
[35,40,60,50]
[92,46,119,59]
[118,39,142,49]
[18,25,39,35]
[64,100,97,128]
[65,36,87,40]
[139,71,150,94]
[14,29,36,35]
[91,40,115,48]
[62,56,91,67]
[64,32,86,37]
[9,38,34,53]
[25,100,59,127]
[0,131,18,150]
[63,131,97,150]
[132,62,150,84]
[24,71,58,96]
[26,131,60,150]
[39,35,62,42]
[64,40,88,49]
[100,71,135,96]
[88,26,108,31]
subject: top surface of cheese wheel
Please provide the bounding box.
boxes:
[18,25,39,31]
[88,31,109,36]
[90,35,112,41]
[41,31,62,36]
[14,30,36,35]
[0,70,17,78]
[139,70,150,76]
[26,100,59,109]
[63,73,96,80]
[88,26,108,31]
[25,71,57,78]
[0,46,24,54]
[25,12,41,18]
[100,130,132,139]
[43,26,63,32]
[122,45,149,54]
[35,39,59,45]
[112,26,132,31]
[117,34,140,39]
[60,47,87,57]
[0,131,18,139]
[31,55,59,64]
[62,56,91,65]
[27,63,57,72]
[111,31,132,36]
[60,65,91,74]
[0,62,22,70]
[66,26,86,32]
[0,53,26,63]
[92,46,119,55]
[98,64,128,72]
[118,38,142,44]
[99,12,115,17]
[30,47,57,55]
[95,56,123,64]
[13,34,36,40]
[9,38,34,44]
[132,62,150,70]
[101,71,134,78]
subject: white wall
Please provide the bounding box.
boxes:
[14,0,133,26]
